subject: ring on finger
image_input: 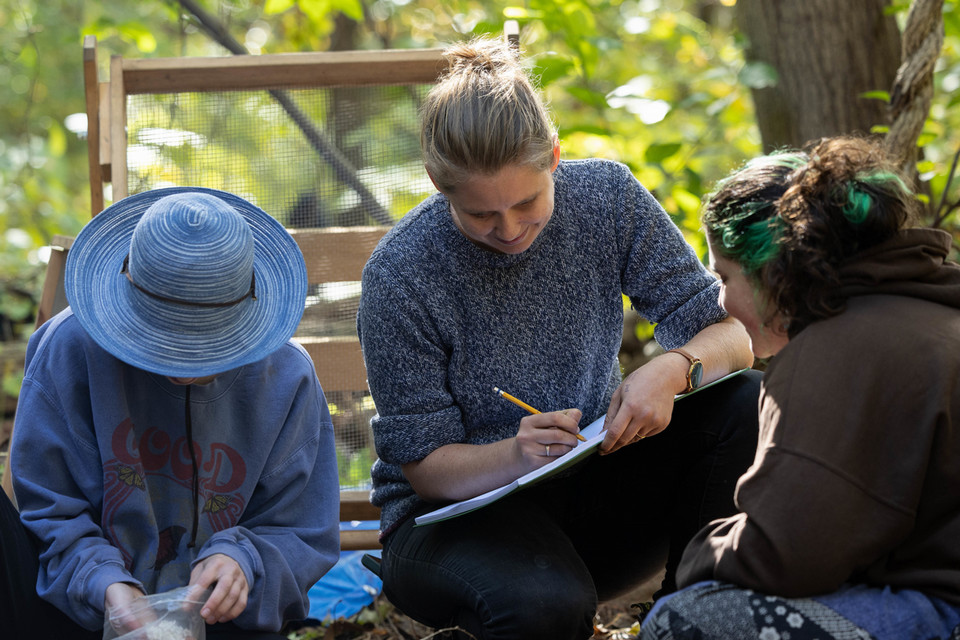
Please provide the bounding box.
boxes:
[545,445,551,457]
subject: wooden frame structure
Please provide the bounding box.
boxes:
[76,36,454,551]
[83,36,447,214]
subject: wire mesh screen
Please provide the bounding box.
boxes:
[126,84,436,490]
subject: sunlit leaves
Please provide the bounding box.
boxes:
[738,60,777,89]
[47,122,67,157]
[264,0,296,13]
[535,52,576,87]
[860,89,891,102]
[644,142,682,164]
[301,0,364,23]
[524,2,762,257]
[117,21,159,53]
[0,0,89,322]
[2,0,959,337]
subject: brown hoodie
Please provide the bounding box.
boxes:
[677,228,960,606]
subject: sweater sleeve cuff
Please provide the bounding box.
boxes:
[196,536,259,591]
[86,562,144,627]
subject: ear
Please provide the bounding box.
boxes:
[549,135,561,173]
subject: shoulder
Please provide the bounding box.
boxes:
[368,194,446,264]
[261,340,321,379]
[801,294,959,353]
[554,159,659,216]
[758,296,960,499]
[29,308,85,348]
[555,158,636,191]
[360,193,470,307]
[766,294,960,412]
[25,309,111,377]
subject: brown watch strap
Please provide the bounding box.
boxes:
[667,348,701,393]
[667,348,696,364]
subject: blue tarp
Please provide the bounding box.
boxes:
[306,521,383,622]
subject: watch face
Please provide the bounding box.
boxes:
[690,361,704,389]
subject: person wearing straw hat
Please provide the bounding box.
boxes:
[1,187,340,639]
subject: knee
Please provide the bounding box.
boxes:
[640,597,687,639]
[471,586,595,640]
[494,594,595,640]
[639,581,751,640]
[709,369,762,444]
[674,369,761,437]
[725,369,763,416]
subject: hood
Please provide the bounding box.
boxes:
[838,227,960,311]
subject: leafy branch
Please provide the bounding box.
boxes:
[932,145,960,228]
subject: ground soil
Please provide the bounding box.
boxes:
[290,571,663,639]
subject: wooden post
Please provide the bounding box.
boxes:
[82,36,104,216]
[109,54,127,202]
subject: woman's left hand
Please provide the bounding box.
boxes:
[189,553,249,624]
[600,355,687,454]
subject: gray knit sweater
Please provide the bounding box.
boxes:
[357,158,726,538]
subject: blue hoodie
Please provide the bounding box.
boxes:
[11,310,340,631]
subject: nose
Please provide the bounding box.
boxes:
[496,212,524,241]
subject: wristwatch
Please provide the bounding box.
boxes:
[667,348,703,393]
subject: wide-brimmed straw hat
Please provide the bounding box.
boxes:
[64,187,307,377]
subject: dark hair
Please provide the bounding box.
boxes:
[702,136,920,335]
[420,36,556,192]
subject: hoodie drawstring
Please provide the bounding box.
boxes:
[184,385,200,548]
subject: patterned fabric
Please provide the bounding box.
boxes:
[641,581,960,640]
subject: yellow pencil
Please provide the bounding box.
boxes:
[492,387,587,441]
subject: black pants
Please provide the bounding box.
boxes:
[0,489,288,639]
[379,370,762,640]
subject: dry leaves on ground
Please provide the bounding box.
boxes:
[288,588,652,640]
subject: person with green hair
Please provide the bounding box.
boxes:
[641,136,960,639]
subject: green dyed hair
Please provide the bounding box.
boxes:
[841,170,910,224]
[702,136,919,337]
[703,151,807,275]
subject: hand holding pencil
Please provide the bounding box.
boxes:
[493,387,586,461]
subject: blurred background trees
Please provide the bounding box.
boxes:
[1,0,958,342]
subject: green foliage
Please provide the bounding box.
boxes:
[2,366,23,400]
[0,0,91,317]
[1,0,959,334]
[920,1,960,253]
[336,446,376,489]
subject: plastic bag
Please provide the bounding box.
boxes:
[103,586,209,640]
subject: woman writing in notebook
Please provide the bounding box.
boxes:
[357,35,761,639]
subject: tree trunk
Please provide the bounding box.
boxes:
[735,0,902,150]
